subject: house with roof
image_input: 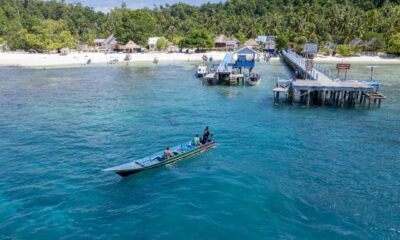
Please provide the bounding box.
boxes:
[120,40,142,53]
[93,35,118,51]
[243,39,259,48]
[215,34,229,49]
[148,37,160,51]
[231,46,257,69]
[364,38,385,53]
[265,36,276,53]
[256,35,276,53]
[214,35,239,51]
[349,38,364,48]
[256,36,267,44]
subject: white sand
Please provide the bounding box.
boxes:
[0,52,399,68]
[0,52,227,67]
[314,55,400,64]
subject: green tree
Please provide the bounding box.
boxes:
[276,35,289,50]
[179,29,213,49]
[363,32,384,42]
[387,33,400,55]
[171,35,183,46]
[56,31,76,49]
[9,20,75,51]
[336,44,354,56]
[156,37,169,50]
[236,32,247,44]
[115,10,157,45]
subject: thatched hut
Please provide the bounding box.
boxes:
[349,38,364,47]
[120,40,142,53]
[364,38,385,52]
[243,39,259,48]
[214,34,229,49]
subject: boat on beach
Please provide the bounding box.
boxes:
[104,140,216,177]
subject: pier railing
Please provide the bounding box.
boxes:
[283,50,331,80]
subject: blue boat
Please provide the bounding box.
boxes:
[104,140,216,177]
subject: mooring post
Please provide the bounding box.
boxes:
[322,91,326,106]
[307,90,311,106]
[340,92,345,108]
[368,97,371,109]
[336,92,339,107]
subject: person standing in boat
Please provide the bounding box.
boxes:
[164,146,174,159]
[202,126,211,144]
[193,134,201,146]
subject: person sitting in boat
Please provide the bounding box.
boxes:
[202,126,211,144]
[192,134,201,146]
[164,146,174,159]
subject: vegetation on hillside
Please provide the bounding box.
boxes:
[0,0,400,54]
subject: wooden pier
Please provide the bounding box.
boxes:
[276,50,386,108]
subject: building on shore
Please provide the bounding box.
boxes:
[119,40,142,53]
[364,38,385,55]
[93,35,118,51]
[265,36,276,54]
[243,39,259,48]
[148,37,160,51]
[214,35,239,51]
[256,35,276,54]
[214,34,229,49]
[349,38,364,48]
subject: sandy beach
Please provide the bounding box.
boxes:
[314,55,400,64]
[0,52,399,68]
[0,52,227,67]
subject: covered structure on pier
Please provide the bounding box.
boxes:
[206,47,257,85]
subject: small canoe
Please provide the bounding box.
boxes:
[104,141,216,177]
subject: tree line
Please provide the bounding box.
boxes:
[0,0,400,54]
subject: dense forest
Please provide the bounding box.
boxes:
[0,0,400,54]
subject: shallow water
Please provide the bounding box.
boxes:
[0,60,399,239]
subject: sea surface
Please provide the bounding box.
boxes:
[0,60,399,239]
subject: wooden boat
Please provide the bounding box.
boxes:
[104,141,216,177]
[246,73,261,86]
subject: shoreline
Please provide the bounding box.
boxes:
[0,52,399,68]
[0,52,226,68]
[314,55,400,64]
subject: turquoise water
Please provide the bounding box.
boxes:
[0,61,399,239]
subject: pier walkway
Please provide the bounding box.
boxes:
[281,49,331,81]
[277,50,385,107]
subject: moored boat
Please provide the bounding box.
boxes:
[104,140,216,177]
[246,73,261,86]
[196,65,208,77]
